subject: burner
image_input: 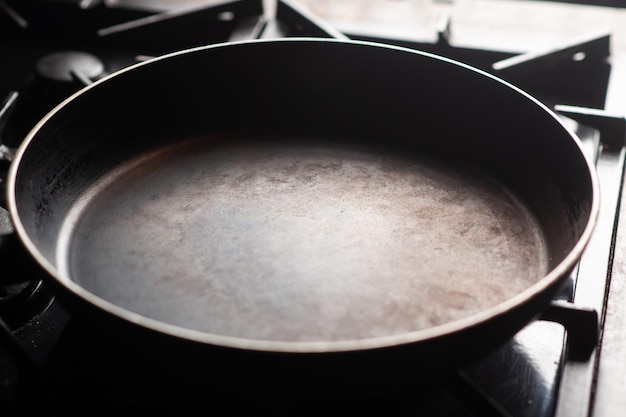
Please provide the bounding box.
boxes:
[20,51,108,128]
[35,51,105,86]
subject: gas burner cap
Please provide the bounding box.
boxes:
[35,51,105,84]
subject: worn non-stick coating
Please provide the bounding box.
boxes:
[61,137,547,343]
[7,38,597,387]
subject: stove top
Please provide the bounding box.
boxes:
[2,1,626,416]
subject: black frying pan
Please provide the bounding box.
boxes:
[3,38,598,393]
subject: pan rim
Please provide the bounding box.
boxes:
[6,37,600,354]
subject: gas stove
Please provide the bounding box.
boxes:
[1,0,626,415]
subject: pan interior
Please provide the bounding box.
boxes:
[57,135,548,343]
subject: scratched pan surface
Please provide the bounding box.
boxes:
[7,39,597,385]
[60,136,547,342]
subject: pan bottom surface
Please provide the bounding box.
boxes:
[56,134,548,343]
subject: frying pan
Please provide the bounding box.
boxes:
[2,38,598,393]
